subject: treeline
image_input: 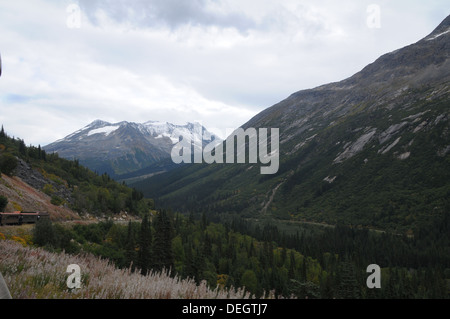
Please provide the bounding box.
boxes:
[0,126,152,216]
[136,97,450,234]
[32,212,174,274]
[225,214,450,298]
[0,125,47,167]
[31,211,449,299]
[31,212,322,298]
[227,213,450,271]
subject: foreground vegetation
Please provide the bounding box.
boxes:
[4,210,448,299]
[0,239,254,299]
[1,126,448,299]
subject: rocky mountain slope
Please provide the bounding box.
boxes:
[132,15,450,233]
[0,159,79,220]
[44,120,221,179]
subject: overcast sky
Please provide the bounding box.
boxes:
[0,0,448,146]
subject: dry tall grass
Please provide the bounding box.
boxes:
[0,240,269,299]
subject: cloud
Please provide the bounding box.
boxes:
[78,0,257,32]
[0,0,448,147]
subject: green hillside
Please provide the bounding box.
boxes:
[0,126,152,218]
[134,88,449,233]
[132,18,450,234]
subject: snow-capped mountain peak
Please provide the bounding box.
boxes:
[43,120,221,178]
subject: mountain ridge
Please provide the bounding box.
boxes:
[244,14,450,137]
[132,14,450,233]
[44,119,221,179]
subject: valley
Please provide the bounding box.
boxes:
[1,14,449,300]
[130,16,450,235]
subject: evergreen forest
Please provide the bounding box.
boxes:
[1,126,449,298]
[31,211,450,299]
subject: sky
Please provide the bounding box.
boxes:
[0,0,448,146]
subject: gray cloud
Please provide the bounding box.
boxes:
[78,0,257,32]
[1,0,449,147]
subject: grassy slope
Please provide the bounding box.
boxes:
[0,239,257,299]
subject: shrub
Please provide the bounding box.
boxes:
[12,201,22,211]
[43,184,55,196]
[0,153,18,176]
[10,236,27,247]
[32,218,56,248]
[51,195,64,206]
[0,195,7,211]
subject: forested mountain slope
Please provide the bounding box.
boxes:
[134,15,450,234]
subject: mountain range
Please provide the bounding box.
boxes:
[131,15,450,232]
[2,14,449,301]
[43,120,221,181]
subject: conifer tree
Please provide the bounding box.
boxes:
[337,261,360,299]
[32,218,56,248]
[183,242,195,279]
[125,221,137,271]
[18,139,26,156]
[0,153,18,176]
[152,210,174,273]
[0,195,8,212]
[288,251,296,279]
[137,214,152,276]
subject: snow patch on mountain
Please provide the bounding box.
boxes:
[87,125,120,136]
[426,27,450,41]
[43,119,221,177]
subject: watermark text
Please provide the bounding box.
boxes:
[171,125,279,175]
[66,264,81,289]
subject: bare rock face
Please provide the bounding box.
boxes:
[0,163,79,220]
[334,128,377,163]
[378,122,409,145]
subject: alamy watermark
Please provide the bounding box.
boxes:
[66,264,81,289]
[366,4,381,29]
[366,264,381,289]
[171,125,279,175]
[66,3,82,29]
